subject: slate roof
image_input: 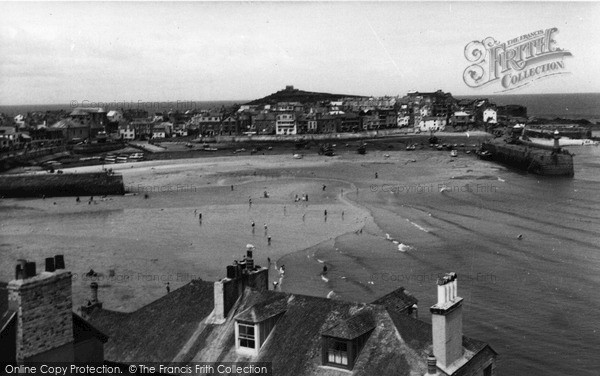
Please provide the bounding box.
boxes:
[70,107,106,116]
[235,295,288,323]
[371,287,417,314]
[86,282,495,376]
[321,309,375,340]
[51,119,87,129]
[86,278,215,362]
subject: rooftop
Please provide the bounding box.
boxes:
[85,282,494,375]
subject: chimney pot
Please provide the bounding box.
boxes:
[45,257,56,272]
[15,264,24,280]
[17,259,27,270]
[427,354,437,374]
[54,255,65,269]
[90,282,99,302]
[226,265,236,279]
[24,262,36,279]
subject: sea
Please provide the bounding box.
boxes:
[456,92,600,123]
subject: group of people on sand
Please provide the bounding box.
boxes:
[72,195,110,205]
[294,193,308,202]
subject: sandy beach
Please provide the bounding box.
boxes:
[0,146,494,309]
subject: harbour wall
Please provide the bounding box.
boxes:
[0,172,125,197]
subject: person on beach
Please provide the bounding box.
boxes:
[322,184,326,191]
[231,185,234,191]
[249,198,252,207]
[268,236,272,245]
[324,210,327,216]
[264,223,268,235]
[375,172,378,178]
[166,282,170,293]
[323,265,328,273]
[199,213,202,220]
[76,196,80,203]
[302,213,306,222]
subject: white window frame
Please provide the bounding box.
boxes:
[237,322,257,351]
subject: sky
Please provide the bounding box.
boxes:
[0,1,599,105]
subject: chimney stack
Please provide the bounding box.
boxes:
[8,256,74,362]
[211,247,269,324]
[430,272,463,371]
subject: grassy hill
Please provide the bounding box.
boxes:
[245,86,365,105]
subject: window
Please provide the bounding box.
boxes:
[483,364,492,376]
[238,323,255,349]
[327,340,348,366]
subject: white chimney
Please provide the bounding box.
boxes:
[430,272,463,371]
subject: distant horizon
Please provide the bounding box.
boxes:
[2,91,600,108]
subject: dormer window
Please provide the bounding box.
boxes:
[321,310,375,370]
[234,297,288,355]
[327,339,348,366]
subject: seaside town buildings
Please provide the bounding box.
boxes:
[10,86,594,155]
[1,254,497,375]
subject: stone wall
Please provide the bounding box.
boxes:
[7,270,74,362]
[0,172,124,197]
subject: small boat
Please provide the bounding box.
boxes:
[319,144,335,156]
[476,150,492,160]
[450,150,458,157]
[293,153,303,159]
